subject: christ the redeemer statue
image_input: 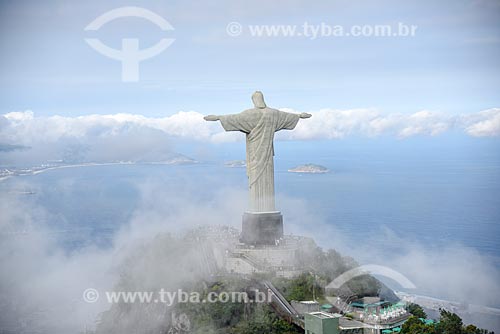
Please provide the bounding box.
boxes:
[204,91,311,213]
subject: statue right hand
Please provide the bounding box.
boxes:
[204,115,220,121]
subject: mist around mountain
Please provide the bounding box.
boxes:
[94,226,395,334]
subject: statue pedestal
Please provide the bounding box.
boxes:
[241,211,283,245]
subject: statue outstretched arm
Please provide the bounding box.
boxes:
[204,112,255,133]
[275,110,311,131]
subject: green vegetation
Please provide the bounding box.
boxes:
[407,303,427,319]
[175,278,302,334]
[272,273,324,302]
[230,305,301,334]
[401,316,436,334]
[401,307,494,334]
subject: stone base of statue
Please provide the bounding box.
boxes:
[241,211,283,245]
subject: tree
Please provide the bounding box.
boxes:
[400,309,494,334]
[407,303,427,319]
[463,324,495,334]
[230,304,301,334]
[431,309,495,334]
[281,273,323,302]
[401,316,437,334]
[436,309,463,334]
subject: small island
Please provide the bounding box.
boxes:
[288,163,329,174]
[224,160,246,168]
[147,154,198,165]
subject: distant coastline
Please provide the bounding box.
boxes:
[0,156,198,182]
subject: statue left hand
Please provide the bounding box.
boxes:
[204,115,220,121]
[300,113,312,119]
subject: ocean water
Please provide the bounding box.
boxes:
[276,138,500,258]
[1,137,499,258]
[1,136,500,331]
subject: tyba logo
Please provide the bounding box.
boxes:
[84,7,175,82]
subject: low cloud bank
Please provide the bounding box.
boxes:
[0,180,246,333]
[0,108,499,164]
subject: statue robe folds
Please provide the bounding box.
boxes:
[219,108,300,212]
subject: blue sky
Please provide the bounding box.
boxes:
[1,0,499,117]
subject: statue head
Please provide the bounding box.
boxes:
[252,91,267,109]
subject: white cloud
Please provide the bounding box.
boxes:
[279,108,380,140]
[0,111,220,164]
[4,107,498,144]
[461,108,500,137]
[0,107,498,164]
[1,111,215,145]
[280,108,455,140]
